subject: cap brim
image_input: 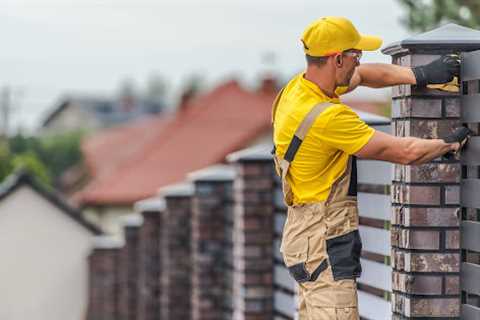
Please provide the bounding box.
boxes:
[354,34,382,51]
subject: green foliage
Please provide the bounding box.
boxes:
[397,0,480,31]
[3,130,85,187]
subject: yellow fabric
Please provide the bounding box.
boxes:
[273,73,375,204]
[302,17,382,57]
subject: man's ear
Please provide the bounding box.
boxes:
[336,55,343,67]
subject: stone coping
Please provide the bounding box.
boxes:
[158,182,194,198]
[134,196,166,212]
[187,164,236,182]
[226,144,272,163]
[120,213,144,227]
[93,235,125,249]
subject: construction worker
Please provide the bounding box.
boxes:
[272,17,471,320]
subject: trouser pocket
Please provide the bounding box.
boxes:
[287,259,328,283]
[326,230,362,281]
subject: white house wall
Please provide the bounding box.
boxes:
[0,186,94,320]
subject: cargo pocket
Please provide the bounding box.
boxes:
[326,230,362,281]
[282,234,329,284]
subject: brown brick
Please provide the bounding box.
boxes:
[399,207,459,227]
[445,230,460,249]
[409,253,460,272]
[396,229,440,250]
[393,272,442,295]
[405,163,460,183]
[445,275,460,294]
[399,119,461,139]
[444,185,460,205]
[391,98,442,119]
[445,97,461,118]
[391,184,441,205]
[392,294,460,317]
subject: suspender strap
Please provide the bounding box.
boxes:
[282,101,333,163]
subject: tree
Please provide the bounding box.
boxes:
[397,0,480,32]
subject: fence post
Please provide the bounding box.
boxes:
[159,183,194,320]
[87,236,124,320]
[383,24,480,319]
[188,165,235,320]
[117,214,144,320]
[227,146,275,320]
[134,197,166,320]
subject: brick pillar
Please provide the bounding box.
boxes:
[135,197,166,320]
[382,24,480,318]
[227,146,275,320]
[188,165,235,320]
[117,214,144,320]
[87,236,124,320]
[159,183,194,320]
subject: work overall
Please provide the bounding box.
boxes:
[272,96,362,320]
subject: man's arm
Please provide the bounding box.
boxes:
[355,130,463,165]
[346,63,416,93]
[346,54,460,93]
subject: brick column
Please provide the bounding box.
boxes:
[117,214,144,320]
[159,183,194,320]
[188,165,235,320]
[87,236,124,320]
[382,24,480,318]
[134,197,166,320]
[227,146,275,320]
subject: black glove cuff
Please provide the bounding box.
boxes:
[443,127,473,144]
[411,67,428,87]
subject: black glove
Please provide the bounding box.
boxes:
[443,127,473,160]
[412,54,460,87]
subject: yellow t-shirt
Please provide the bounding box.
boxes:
[273,73,375,204]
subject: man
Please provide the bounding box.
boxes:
[272,17,470,320]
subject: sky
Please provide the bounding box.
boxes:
[1,0,411,132]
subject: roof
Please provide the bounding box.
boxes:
[76,79,277,206]
[0,171,102,235]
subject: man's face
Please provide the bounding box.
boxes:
[335,49,362,87]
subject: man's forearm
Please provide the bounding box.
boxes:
[405,137,454,165]
[357,63,416,88]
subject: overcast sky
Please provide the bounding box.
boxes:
[1,0,411,131]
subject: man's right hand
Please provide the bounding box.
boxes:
[412,54,461,87]
[443,127,473,159]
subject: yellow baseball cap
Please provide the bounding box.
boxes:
[301,17,382,57]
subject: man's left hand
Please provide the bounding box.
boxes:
[412,54,460,87]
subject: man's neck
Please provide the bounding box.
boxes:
[304,68,337,98]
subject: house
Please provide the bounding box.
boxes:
[39,94,164,135]
[0,171,101,320]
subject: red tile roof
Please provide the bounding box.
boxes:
[76,80,276,206]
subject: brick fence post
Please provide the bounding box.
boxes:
[117,214,144,320]
[383,24,480,319]
[227,146,275,320]
[159,183,194,320]
[188,165,235,320]
[87,236,124,320]
[134,197,166,320]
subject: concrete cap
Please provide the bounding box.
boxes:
[226,144,272,163]
[120,213,144,227]
[187,164,236,182]
[93,235,125,249]
[158,182,194,198]
[134,196,166,212]
[383,23,480,55]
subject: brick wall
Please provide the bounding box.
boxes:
[189,165,235,320]
[228,147,275,320]
[117,214,143,320]
[134,197,165,320]
[87,236,124,320]
[160,183,194,320]
[389,53,462,318]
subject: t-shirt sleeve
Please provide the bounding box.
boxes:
[318,105,375,154]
